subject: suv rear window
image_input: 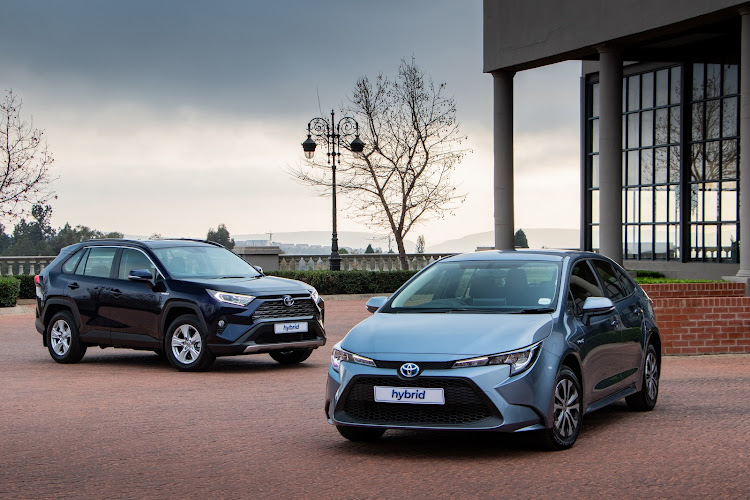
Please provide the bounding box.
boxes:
[62,249,86,274]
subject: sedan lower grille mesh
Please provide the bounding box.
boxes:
[253,298,317,320]
[341,376,494,426]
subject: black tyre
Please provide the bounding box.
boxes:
[269,349,313,364]
[336,425,386,442]
[540,366,582,451]
[164,315,215,372]
[46,311,87,364]
[626,343,660,411]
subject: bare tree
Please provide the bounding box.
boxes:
[0,90,56,221]
[292,58,466,269]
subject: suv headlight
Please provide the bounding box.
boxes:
[207,289,255,307]
[308,288,319,304]
[331,346,375,372]
[452,342,540,375]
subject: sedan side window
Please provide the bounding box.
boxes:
[591,259,629,302]
[568,261,604,315]
[118,248,157,280]
[82,247,117,278]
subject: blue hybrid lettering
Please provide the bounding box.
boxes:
[391,389,427,401]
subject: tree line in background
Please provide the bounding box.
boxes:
[0,204,123,256]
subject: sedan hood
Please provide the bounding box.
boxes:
[341,312,554,360]
[180,276,312,296]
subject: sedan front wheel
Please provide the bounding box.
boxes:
[540,366,582,451]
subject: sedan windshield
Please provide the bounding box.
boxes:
[152,245,261,279]
[386,260,560,313]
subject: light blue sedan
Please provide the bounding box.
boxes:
[325,250,661,450]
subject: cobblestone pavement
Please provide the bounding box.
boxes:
[1,300,748,499]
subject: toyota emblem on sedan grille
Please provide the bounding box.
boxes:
[400,363,420,378]
[283,295,294,307]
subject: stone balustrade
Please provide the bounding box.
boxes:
[279,253,455,272]
[0,256,56,276]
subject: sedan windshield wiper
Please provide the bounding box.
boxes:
[507,308,556,314]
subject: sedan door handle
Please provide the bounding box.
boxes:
[68,282,80,290]
[576,339,585,345]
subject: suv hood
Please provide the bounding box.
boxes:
[340,312,553,360]
[179,276,312,296]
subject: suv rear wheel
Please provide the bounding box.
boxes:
[165,315,215,372]
[47,311,87,364]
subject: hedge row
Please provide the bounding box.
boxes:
[265,270,418,295]
[0,277,21,307]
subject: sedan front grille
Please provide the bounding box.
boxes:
[341,376,495,426]
[253,297,317,320]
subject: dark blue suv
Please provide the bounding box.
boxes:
[34,239,325,371]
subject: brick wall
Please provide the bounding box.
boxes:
[640,284,750,355]
[640,282,744,299]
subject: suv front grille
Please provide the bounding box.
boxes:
[253,297,317,320]
[341,376,494,426]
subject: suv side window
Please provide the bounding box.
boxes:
[82,247,117,278]
[591,259,629,302]
[62,249,86,274]
[118,248,157,280]
[568,260,604,315]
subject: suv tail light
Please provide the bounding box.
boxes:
[34,275,41,285]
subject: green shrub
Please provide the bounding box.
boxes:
[632,270,666,278]
[266,270,417,295]
[13,275,36,300]
[635,277,719,284]
[0,277,21,307]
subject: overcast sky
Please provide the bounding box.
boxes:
[0,0,581,247]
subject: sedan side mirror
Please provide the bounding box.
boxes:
[581,296,615,325]
[365,296,388,313]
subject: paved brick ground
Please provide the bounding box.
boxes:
[1,300,748,499]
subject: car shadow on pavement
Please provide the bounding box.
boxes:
[73,350,327,374]
[326,404,639,457]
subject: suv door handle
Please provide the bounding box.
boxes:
[68,282,80,290]
[611,318,620,327]
[110,289,123,298]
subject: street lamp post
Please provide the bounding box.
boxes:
[302,109,365,271]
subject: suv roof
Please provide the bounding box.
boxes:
[74,238,224,249]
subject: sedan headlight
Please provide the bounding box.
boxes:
[331,346,376,372]
[452,342,540,375]
[207,289,255,307]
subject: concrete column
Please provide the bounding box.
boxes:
[492,70,515,250]
[597,46,624,265]
[737,9,750,278]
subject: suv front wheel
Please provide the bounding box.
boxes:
[165,315,215,372]
[47,311,87,364]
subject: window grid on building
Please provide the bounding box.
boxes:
[688,63,739,262]
[585,62,740,263]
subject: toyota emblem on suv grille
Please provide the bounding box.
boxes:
[283,295,294,307]
[400,363,420,378]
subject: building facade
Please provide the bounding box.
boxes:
[484,0,748,279]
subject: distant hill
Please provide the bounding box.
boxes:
[429,228,580,253]
[235,231,416,253]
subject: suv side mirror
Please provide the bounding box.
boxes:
[365,296,388,313]
[128,269,154,283]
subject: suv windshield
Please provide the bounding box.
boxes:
[152,245,261,279]
[385,260,561,313]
